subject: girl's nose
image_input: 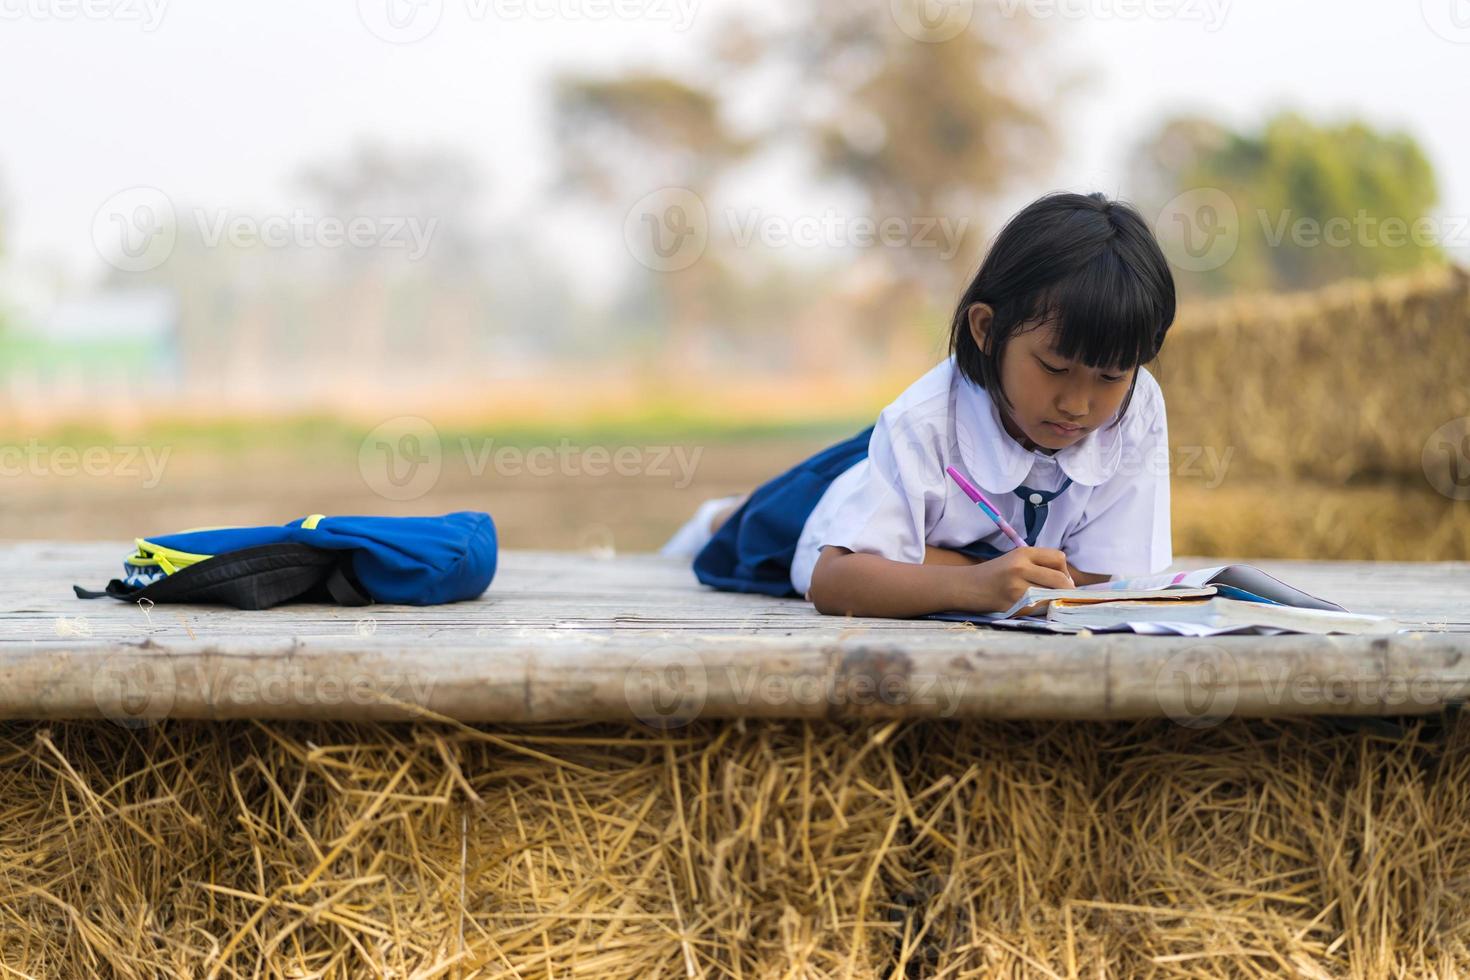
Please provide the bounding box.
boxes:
[1057,388,1090,419]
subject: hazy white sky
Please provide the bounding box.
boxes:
[1,0,1467,298]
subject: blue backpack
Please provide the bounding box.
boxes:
[74,511,497,609]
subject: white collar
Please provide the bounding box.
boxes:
[951,357,1124,492]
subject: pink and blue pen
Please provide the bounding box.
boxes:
[944,465,1028,549]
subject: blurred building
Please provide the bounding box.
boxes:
[0,287,179,417]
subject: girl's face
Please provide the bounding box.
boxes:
[968,304,1136,453]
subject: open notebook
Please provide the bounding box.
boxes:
[929,564,1398,635]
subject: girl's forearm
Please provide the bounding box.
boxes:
[807,549,977,619]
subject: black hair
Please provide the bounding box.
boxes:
[947,191,1175,428]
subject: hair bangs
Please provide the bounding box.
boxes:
[1037,248,1166,373]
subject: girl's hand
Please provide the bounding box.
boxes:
[963,546,1075,612]
[808,545,1082,619]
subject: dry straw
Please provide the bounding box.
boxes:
[4,712,1470,977]
[1162,264,1470,561]
[1163,264,1470,486]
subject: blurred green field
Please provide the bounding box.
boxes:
[2,421,1466,562]
[3,267,1466,561]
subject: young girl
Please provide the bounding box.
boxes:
[661,191,1176,619]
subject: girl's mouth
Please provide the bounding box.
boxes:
[1044,421,1083,435]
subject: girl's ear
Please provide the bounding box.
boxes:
[967,303,995,355]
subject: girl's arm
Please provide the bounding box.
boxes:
[807,544,1074,619]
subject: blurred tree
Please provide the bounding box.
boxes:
[121,142,587,401]
[296,141,487,275]
[711,0,1062,312]
[552,73,755,370]
[294,142,492,386]
[294,142,592,375]
[1131,112,1444,295]
[553,74,754,199]
[554,4,1062,370]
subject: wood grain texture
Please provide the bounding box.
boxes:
[2,543,1467,721]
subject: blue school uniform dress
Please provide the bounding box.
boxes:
[693,356,1172,599]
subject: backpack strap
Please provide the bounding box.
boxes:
[323,563,372,606]
[73,542,373,610]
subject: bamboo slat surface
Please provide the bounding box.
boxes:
[1,542,1467,722]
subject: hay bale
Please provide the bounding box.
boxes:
[4,715,1470,976]
[1162,264,1470,486]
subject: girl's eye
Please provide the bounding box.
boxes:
[1039,354,1126,382]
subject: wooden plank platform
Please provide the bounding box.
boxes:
[2,542,1468,723]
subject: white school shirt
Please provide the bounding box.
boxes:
[787,355,1172,597]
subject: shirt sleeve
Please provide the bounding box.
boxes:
[1061,386,1173,576]
[815,408,943,566]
